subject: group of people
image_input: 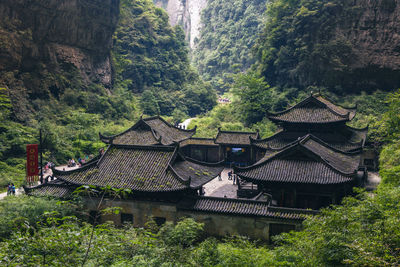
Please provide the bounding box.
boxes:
[228,170,238,185]
[68,155,90,168]
[7,183,16,195]
[217,170,238,185]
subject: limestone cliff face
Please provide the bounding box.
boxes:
[0,0,120,120]
[153,0,207,48]
[340,0,400,70]
[332,0,400,91]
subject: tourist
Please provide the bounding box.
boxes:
[228,170,232,180]
[218,172,222,181]
[7,183,11,196]
[11,183,15,195]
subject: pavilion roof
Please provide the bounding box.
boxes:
[51,144,223,193]
[100,116,196,146]
[236,135,362,185]
[178,196,317,220]
[24,180,76,198]
[215,128,259,146]
[268,93,357,124]
[251,125,367,152]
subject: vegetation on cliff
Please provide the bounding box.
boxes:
[255,0,400,93]
[192,0,267,92]
[114,0,216,117]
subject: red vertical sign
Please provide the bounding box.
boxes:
[26,144,39,184]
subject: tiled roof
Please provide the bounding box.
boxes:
[268,94,356,124]
[237,135,361,185]
[252,126,367,152]
[24,181,76,198]
[172,157,224,188]
[215,129,259,145]
[180,138,218,147]
[178,197,317,220]
[143,116,195,145]
[100,116,195,146]
[113,129,160,145]
[52,144,222,193]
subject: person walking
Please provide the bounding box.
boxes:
[228,170,232,180]
[11,183,15,195]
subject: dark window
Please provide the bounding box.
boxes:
[364,159,374,166]
[154,217,166,226]
[121,213,133,224]
[269,223,295,238]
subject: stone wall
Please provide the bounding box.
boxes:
[87,198,301,241]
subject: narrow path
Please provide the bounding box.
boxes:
[178,118,194,129]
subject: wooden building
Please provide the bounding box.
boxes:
[236,93,369,209]
[24,141,313,240]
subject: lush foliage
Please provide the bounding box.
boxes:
[189,102,277,138]
[255,0,400,93]
[0,195,78,241]
[192,0,267,92]
[114,0,217,117]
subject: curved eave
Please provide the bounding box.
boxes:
[236,172,355,186]
[52,160,99,176]
[235,135,360,176]
[55,174,190,194]
[268,116,349,124]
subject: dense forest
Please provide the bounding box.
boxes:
[1,0,400,265]
[192,0,267,93]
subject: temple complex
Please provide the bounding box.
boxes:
[24,94,373,240]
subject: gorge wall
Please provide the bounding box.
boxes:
[153,0,207,48]
[0,0,120,121]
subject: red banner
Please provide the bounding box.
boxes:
[26,144,39,176]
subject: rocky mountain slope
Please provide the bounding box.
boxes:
[153,0,207,48]
[0,0,120,121]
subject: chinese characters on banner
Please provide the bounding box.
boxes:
[26,144,39,185]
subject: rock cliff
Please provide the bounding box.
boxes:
[0,0,120,120]
[153,0,207,48]
[339,0,400,74]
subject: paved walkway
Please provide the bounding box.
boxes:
[203,168,238,198]
[178,118,194,129]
